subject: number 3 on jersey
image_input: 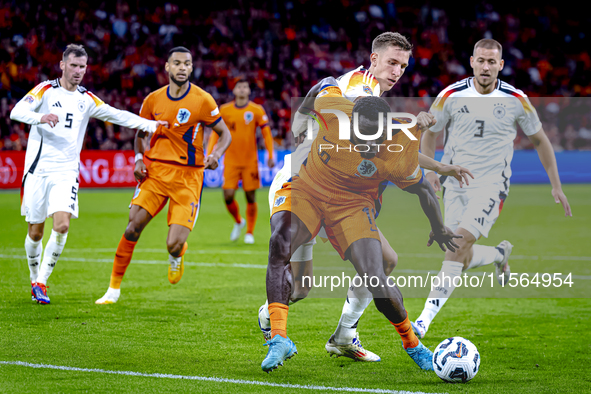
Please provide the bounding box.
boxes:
[182,123,201,166]
[474,120,485,137]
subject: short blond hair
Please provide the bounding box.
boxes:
[372,32,413,54]
[473,39,502,58]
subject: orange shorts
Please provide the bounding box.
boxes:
[131,160,204,230]
[271,178,380,259]
[223,161,260,191]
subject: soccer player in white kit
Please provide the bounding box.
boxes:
[412,39,572,338]
[10,44,167,304]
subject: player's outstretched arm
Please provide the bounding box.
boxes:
[404,180,462,252]
[204,119,232,170]
[528,128,572,217]
[90,98,166,133]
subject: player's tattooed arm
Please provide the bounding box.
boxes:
[204,118,232,170]
[404,181,462,252]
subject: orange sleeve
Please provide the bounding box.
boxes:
[139,95,153,120]
[257,107,273,160]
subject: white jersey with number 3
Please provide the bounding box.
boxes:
[429,77,542,192]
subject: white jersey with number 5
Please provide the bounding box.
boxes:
[429,77,542,192]
[10,79,158,177]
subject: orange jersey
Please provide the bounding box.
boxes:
[140,83,221,167]
[298,88,422,202]
[208,101,272,166]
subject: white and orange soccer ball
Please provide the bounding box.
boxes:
[432,337,480,383]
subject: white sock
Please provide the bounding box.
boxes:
[261,299,270,319]
[334,276,373,343]
[417,260,463,332]
[169,254,182,267]
[467,245,503,270]
[37,230,68,285]
[24,234,43,283]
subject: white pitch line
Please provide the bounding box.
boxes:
[1,254,590,280]
[0,361,443,394]
[2,248,590,261]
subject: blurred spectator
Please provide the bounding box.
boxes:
[1,0,590,151]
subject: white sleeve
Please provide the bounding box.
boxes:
[89,95,158,132]
[10,94,44,125]
[428,93,451,134]
[516,95,542,136]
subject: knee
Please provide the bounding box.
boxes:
[447,239,474,267]
[29,230,43,242]
[167,239,184,256]
[224,197,234,205]
[245,192,256,204]
[291,281,311,302]
[53,222,69,234]
[124,221,143,242]
[383,250,398,275]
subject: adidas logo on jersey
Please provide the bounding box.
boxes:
[52,101,62,108]
[458,105,470,113]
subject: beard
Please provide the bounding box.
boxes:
[170,73,188,87]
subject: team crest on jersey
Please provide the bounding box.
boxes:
[363,85,373,95]
[176,108,191,124]
[78,101,86,112]
[244,111,254,125]
[357,160,377,177]
[493,104,506,119]
[274,196,286,207]
[24,95,34,104]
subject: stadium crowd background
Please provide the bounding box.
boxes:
[1,1,590,152]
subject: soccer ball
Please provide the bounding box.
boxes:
[432,337,480,383]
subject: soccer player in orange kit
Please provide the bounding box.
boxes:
[207,79,274,244]
[96,47,232,304]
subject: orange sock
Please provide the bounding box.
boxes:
[109,235,137,289]
[268,302,289,339]
[179,242,188,257]
[226,200,242,224]
[246,202,258,234]
[392,315,419,349]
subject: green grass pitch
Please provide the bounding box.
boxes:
[0,185,590,393]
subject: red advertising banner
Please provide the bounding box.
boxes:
[0,150,138,189]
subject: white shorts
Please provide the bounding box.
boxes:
[443,185,506,239]
[21,171,79,224]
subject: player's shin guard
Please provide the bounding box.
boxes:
[226,200,242,224]
[37,230,68,285]
[246,202,258,234]
[392,315,419,349]
[268,302,289,339]
[416,260,463,332]
[334,278,373,343]
[467,245,503,270]
[109,235,138,289]
[24,234,43,283]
